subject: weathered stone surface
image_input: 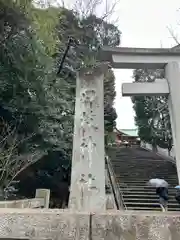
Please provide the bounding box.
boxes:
[1,209,180,239]
[0,189,50,209]
[122,79,169,96]
[69,64,108,211]
[35,189,50,208]
[0,198,44,208]
[0,209,90,240]
[106,194,116,210]
[91,211,180,240]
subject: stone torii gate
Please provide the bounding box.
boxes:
[69,46,180,211]
[101,46,180,184]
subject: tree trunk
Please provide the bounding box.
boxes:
[0,187,4,201]
[152,143,157,152]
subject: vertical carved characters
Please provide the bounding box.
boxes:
[80,88,97,168]
[79,85,99,195]
[69,64,107,211]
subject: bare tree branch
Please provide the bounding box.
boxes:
[72,0,120,20]
[167,25,180,45]
[101,0,119,22]
[0,118,45,191]
[6,150,46,188]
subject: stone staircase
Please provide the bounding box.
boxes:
[108,146,180,211]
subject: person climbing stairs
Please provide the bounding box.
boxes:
[108,146,179,211]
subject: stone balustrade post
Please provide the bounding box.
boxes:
[35,189,50,208]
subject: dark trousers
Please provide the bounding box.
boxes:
[156,187,168,207]
[175,193,180,204]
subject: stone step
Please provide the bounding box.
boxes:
[123,198,178,203]
[119,186,177,190]
[127,207,179,211]
[114,159,158,161]
[116,179,178,183]
[113,164,175,166]
[107,146,179,211]
[114,171,177,174]
[117,181,178,184]
[122,194,177,199]
[112,161,175,164]
[113,171,175,172]
[118,182,177,186]
[122,191,177,196]
[119,184,177,188]
[114,170,176,174]
[121,186,172,189]
[121,187,178,190]
[115,177,177,181]
[117,177,177,180]
[114,169,176,172]
[125,202,179,207]
[119,179,176,183]
[116,170,177,172]
[114,165,176,167]
[112,159,173,162]
[121,190,177,195]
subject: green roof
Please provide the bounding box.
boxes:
[119,129,138,137]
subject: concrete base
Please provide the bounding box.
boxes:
[92,211,180,240]
[0,209,89,240]
[1,209,180,239]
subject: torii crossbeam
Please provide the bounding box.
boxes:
[122,79,169,96]
[100,46,180,69]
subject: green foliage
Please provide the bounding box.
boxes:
[55,10,120,136]
[30,6,60,56]
[132,69,172,150]
[0,0,45,192]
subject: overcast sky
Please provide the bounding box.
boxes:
[114,0,180,129]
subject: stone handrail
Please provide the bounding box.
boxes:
[105,155,126,210]
[0,189,50,209]
[1,209,180,239]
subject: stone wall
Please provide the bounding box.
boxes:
[1,209,180,239]
[0,198,44,208]
[0,189,50,209]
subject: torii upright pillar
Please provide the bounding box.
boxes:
[69,64,107,211]
[165,62,180,183]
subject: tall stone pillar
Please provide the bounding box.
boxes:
[69,64,107,211]
[165,62,180,184]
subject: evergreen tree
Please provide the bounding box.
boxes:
[132,69,172,151]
